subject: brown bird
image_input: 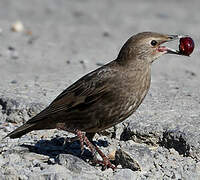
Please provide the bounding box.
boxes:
[4,32,186,169]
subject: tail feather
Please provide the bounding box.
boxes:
[4,123,37,139]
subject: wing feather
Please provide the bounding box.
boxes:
[27,67,116,124]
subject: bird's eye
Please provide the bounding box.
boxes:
[150,40,158,46]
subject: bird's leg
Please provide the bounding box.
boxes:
[93,145,115,170]
[76,130,85,154]
[76,131,99,162]
[75,130,96,156]
[75,130,116,170]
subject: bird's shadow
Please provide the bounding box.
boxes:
[21,136,109,163]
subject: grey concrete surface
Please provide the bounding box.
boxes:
[0,0,200,179]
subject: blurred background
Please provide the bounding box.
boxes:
[0,0,199,103]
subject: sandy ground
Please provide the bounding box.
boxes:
[0,0,200,179]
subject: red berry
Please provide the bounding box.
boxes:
[179,37,195,56]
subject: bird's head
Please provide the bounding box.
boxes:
[117,32,185,64]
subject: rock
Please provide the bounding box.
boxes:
[30,164,73,180]
[113,169,138,180]
[0,96,44,124]
[115,149,141,171]
[56,154,96,173]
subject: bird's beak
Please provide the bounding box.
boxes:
[158,34,188,56]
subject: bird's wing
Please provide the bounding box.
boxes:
[27,67,116,123]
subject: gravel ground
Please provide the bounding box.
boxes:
[0,0,200,179]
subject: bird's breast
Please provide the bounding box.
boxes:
[100,66,151,129]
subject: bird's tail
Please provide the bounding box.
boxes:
[3,123,37,139]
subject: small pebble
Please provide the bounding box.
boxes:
[8,46,15,51]
[66,60,71,64]
[108,150,116,160]
[103,31,110,37]
[11,21,24,32]
[79,60,85,64]
[79,60,86,69]
[10,80,17,84]
[48,158,56,164]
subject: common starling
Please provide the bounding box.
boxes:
[4,32,187,169]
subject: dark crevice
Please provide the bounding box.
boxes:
[0,97,11,115]
[0,98,7,111]
[120,127,159,146]
[120,127,190,157]
[159,130,190,157]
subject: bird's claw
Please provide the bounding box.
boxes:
[75,130,115,170]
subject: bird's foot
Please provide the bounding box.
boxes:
[95,145,116,170]
[75,130,116,170]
